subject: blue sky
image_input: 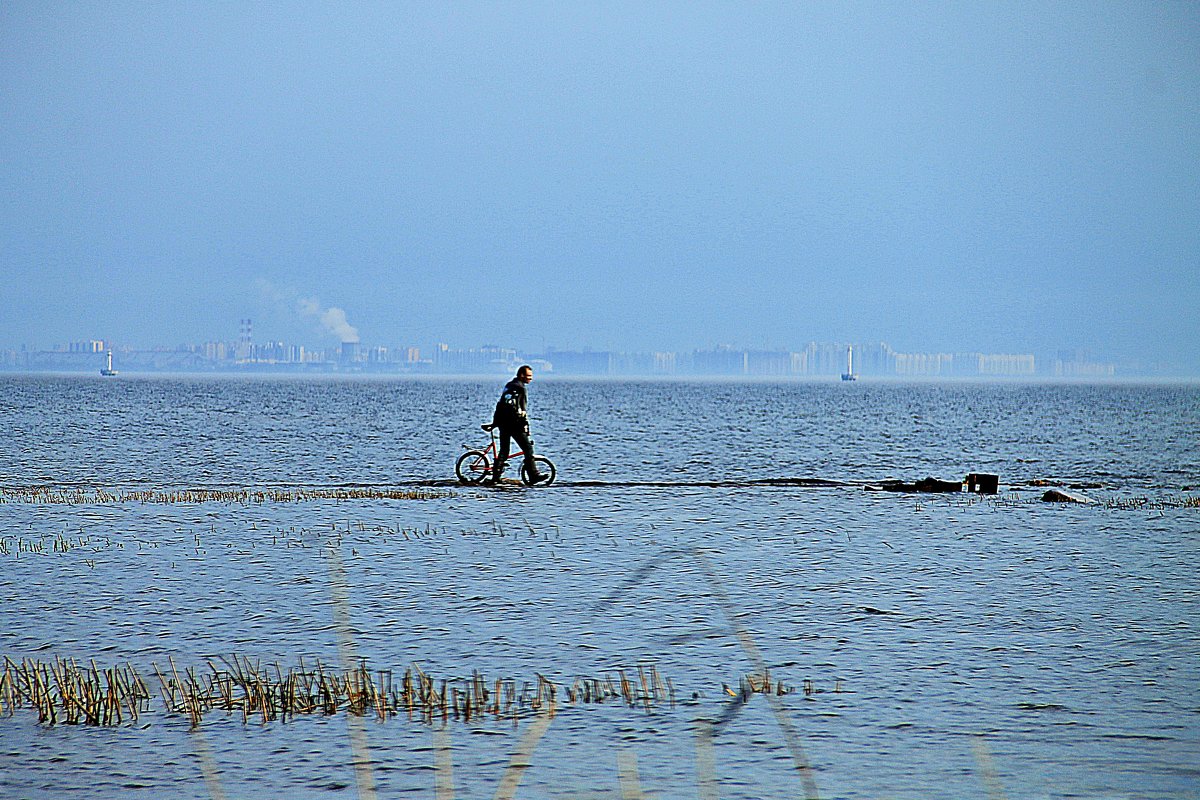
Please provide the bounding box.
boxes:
[2,2,1197,370]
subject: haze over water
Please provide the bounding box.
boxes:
[1,375,1197,799]
[3,4,1199,371]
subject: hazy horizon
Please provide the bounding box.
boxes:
[3,3,1198,370]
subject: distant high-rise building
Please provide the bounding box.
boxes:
[976,354,1036,376]
[1054,356,1115,377]
[894,352,954,376]
[236,319,253,361]
[693,346,747,375]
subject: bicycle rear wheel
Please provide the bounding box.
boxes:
[520,456,556,486]
[455,450,491,485]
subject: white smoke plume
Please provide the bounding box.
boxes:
[297,297,360,343]
[253,280,362,344]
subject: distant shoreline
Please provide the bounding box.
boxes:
[2,369,1198,384]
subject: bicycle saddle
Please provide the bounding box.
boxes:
[481,423,495,431]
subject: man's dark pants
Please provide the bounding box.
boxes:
[495,425,535,477]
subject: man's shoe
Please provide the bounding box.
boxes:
[527,471,549,485]
[490,464,506,484]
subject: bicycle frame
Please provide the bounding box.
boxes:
[463,426,528,464]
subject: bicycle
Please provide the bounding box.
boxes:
[455,424,557,486]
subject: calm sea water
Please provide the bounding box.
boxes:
[1,375,1197,800]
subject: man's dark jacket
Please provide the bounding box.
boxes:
[492,378,528,430]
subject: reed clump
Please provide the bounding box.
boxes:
[0,656,152,725]
[725,669,794,701]
[564,664,672,710]
[724,673,843,701]
[152,657,672,728]
[0,532,97,557]
[2,654,673,728]
[0,486,450,506]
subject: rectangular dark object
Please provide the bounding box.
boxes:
[967,473,999,494]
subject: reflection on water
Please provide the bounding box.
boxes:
[0,376,1197,799]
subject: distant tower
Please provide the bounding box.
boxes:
[841,345,858,382]
[100,349,118,377]
[238,318,253,360]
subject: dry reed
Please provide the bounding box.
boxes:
[0,656,151,725]
[0,486,450,506]
[3,654,674,729]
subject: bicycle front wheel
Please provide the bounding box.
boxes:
[520,456,556,487]
[455,450,491,485]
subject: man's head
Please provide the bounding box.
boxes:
[516,365,533,383]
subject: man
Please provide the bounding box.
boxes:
[491,365,547,484]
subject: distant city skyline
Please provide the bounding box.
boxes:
[3,5,1198,372]
[2,325,1174,378]
[0,315,1165,375]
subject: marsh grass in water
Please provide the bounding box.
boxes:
[0,486,451,505]
[1,654,686,729]
[0,656,153,726]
